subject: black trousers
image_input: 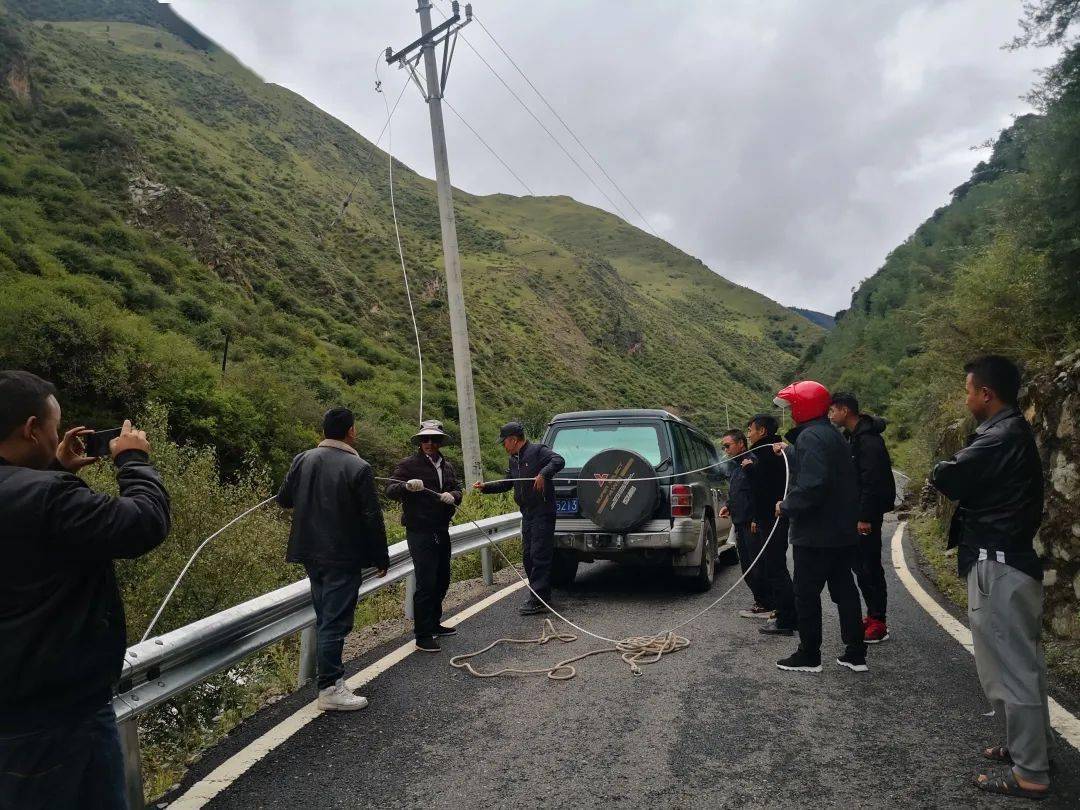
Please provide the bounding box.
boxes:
[763,517,797,629]
[522,513,555,602]
[304,564,364,689]
[406,527,451,638]
[792,545,866,658]
[853,518,887,620]
[735,522,771,607]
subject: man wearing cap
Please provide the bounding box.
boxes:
[385,421,463,653]
[474,422,565,615]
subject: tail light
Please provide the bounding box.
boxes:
[670,484,692,517]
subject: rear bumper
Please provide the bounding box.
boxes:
[554,518,699,554]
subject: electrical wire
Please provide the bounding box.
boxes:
[443,96,535,195]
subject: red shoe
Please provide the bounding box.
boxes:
[864,618,890,644]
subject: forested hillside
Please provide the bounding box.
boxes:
[0,0,818,484]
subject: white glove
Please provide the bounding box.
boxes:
[439,492,456,505]
[405,479,424,492]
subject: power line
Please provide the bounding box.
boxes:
[469,12,659,237]
[431,2,633,225]
[443,97,534,195]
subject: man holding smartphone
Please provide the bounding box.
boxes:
[0,370,172,809]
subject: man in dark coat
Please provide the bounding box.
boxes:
[0,371,171,809]
[277,407,389,712]
[719,429,771,615]
[385,420,462,653]
[773,381,867,674]
[744,413,797,634]
[931,355,1052,800]
[475,422,565,615]
[829,392,897,644]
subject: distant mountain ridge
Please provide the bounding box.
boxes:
[789,308,836,330]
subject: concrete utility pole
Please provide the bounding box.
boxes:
[388,2,492,583]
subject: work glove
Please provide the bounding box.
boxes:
[405,478,424,492]
[438,492,456,506]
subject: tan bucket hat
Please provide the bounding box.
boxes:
[412,419,449,444]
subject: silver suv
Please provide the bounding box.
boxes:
[542,409,735,590]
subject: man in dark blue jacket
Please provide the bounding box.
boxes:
[475,422,565,615]
[278,407,389,712]
[0,371,171,810]
[719,429,770,615]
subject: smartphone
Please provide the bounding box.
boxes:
[83,427,122,458]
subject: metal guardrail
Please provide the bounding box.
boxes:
[113,511,522,808]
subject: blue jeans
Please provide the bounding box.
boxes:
[0,703,126,809]
[304,565,364,689]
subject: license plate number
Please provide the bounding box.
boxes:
[556,498,579,515]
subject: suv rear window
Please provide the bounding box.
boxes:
[548,423,664,468]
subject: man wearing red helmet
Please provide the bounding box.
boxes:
[771,381,867,673]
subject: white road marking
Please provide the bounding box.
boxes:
[891,522,1080,752]
[169,580,526,808]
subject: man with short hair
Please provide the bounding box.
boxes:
[386,420,463,654]
[931,355,1052,800]
[719,429,771,616]
[773,381,867,674]
[744,413,797,634]
[0,370,171,809]
[475,422,565,615]
[277,407,389,712]
[828,392,896,644]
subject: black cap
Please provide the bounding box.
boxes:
[498,421,525,441]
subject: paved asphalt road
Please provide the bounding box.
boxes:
[189,518,1079,808]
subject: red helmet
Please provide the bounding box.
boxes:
[774,380,831,425]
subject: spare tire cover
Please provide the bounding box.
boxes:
[578,448,660,532]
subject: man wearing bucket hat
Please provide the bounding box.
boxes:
[386,420,463,653]
[474,422,565,616]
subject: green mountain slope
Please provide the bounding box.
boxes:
[0,0,819,476]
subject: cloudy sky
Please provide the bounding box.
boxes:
[171,1,1058,313]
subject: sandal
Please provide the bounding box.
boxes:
[973,770,1049,801]
[983,746,1013,764]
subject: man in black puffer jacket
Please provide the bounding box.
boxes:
[386,420,462,653]
[0,371,171,810]
[830,392,896,644]
[773,381,866,675]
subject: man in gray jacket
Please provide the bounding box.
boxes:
[277,407,389,711]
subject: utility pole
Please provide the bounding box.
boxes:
[388,2,493,583]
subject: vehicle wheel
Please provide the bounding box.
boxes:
[692,516,717,592]
[551,549,579,588]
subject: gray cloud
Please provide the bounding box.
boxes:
[171,0,1058,313]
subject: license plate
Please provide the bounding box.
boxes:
[556,498,579,515]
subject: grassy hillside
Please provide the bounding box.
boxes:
[0,0,819,483]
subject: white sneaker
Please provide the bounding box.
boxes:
[317,680,369,712]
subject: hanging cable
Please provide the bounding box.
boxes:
[443,97,535,195]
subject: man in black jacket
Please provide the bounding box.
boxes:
[931,355,1052,800]
[829,392,896,644]
[0,370,171,809]
[719,429,771,616]
[475,422,565,615]
[277,407,389,712]
[744,414,797,634]
[385,420,462,653]
[773,381,867,674]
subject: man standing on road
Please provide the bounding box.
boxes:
[719,429,771,618]
[931,355,1052,801]
[277,407,389,712]
[386,420,463,654]
[772,381,867,674]
[829,393,896,644]
[744,413,797,635]
[0,371,171,809]
[474,422,565,616]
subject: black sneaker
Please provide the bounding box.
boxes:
[434,624,458,636]
[776,648,822,673]
[415,636,440,653]
[518,600,550,616]
[836,651,868,672]
[758,619,795,636]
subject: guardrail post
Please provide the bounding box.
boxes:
[297,626,317,687]
[481,546,494,585]
[118,715,144,810]
[404,573,417,620]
